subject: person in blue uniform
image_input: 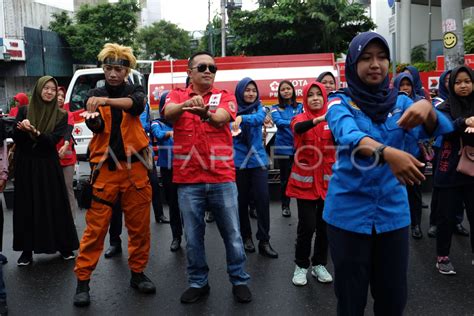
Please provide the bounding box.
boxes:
[324,32,453,315]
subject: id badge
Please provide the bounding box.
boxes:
[208,93,222,112]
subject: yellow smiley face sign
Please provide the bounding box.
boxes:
[444,32,457,49]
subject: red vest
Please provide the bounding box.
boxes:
[88,106,149,164]
[165,86,237,183]
[286,114,336,200]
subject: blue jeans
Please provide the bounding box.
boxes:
[178,182,250,288]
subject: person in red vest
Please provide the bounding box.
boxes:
[286,81,335,286]
[73,43,155,307]
[9,93,28,117]
[163,51,251,304]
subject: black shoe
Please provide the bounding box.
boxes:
[0,254,7,265]
[73,279,90,307]
[249,207,257,219]
[17,251,32,266]
[156,215,170,224]
[180,284,210,304]
[427,225,437,238]
[130,271,156,294]
[61,251,76,260]
[205,211,215,223]
[104,245,122,259]
[232,284,252,303]
[0,299,7,315]
[282,206,291,217]
[422,202,429,209]
[411,225,423,239]
[170,237,181,252]
[243,237,255,253]
[454,223,469,237]
[258,241,278,258]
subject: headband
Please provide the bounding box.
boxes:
[102,58,130,67]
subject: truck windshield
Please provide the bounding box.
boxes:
[69,74,105,112]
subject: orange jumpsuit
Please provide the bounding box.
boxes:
[74,90,152,281]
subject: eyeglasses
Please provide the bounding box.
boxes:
[191,63,217,74]
[103,65,126,72]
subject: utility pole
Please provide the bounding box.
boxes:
[40,25,46,76]
[428,0,432,60]
[208,0,213,55]
[441,0,464,69]
[221,0,226,57]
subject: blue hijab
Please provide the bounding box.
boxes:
[235,77,261,147]
[235,77,261,115]
[393,73,423,102]
[402,65,425,98]
[437,69,451,101]
[343,32,398,123]
[158,91,172,126]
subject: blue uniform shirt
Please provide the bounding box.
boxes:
[150,120,174,169]
[271,102,303,155]
[323,93,454,235]
[233,106,269,169]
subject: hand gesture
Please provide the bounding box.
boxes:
[165,131,174,139]
[397,99,432,130]
[182,96,209,118]
[0,180,6,192]
[466,116,474,127]
[384,147,425,185]
[17,119,35,133]
[232,116,243,131]
[80,111,100,120]
[58,144,68,159]
[264,115,273,128]
[86,97,108,113]
[313,114,326,126]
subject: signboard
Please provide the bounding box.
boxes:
[3,38,26,61]
[436,54,474,71]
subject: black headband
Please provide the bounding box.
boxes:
[102,58,131,67]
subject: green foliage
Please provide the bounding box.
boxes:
[199,16,226,56]
[411,44,426,63]
[395,62,436,73]
[228,0,375,56]
[464,23,474,54]
[49,0,140,63]
[136,20,191,60]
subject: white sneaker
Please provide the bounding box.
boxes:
[292,265,308,286]
[311,265,333,283]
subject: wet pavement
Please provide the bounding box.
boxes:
[2,189,474,315]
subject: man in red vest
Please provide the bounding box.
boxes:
[164,51,251,304]
[73,43,155,307]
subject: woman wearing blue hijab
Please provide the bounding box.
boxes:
[324,32,453,315]
[403,65,427,98]
[232,77,278,258]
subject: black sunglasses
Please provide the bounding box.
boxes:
[191,63,218,74]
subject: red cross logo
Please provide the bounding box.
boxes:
[74,126,82,136]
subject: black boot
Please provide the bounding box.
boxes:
[104,245,122,258]
[411,225,423,239]
[243,237,255,253]
[130,271,156,294]
[427,225,437,238]
[282,206,291,217]
[258,241,278,258]
[73,279,90,307]
[170,237,181,252]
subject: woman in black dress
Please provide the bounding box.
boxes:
[13,76,79,265]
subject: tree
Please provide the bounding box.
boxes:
[229,0,375,56]
[199,16,223,57]
[136,20,191,60]
[411,44,426,63]
[49,0,140,63]
[464,23,474,54]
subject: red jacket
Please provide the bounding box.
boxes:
[164,86,237,184]
[286,81,335,200]
[57,111,77,167]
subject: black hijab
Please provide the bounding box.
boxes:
[447,65,474,119]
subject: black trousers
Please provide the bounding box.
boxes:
[109,200,122,246]
[436,185,474,256]
[277,155,293,209]
[295,198,328,268]
[327,224,408,316]
[236,167,270,241]
[407,182,422,226]
[149,165,164,219]
[161,167,182,239]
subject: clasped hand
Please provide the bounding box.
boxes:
[182,96,209,118]
[17,119,36,133]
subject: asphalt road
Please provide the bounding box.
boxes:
[1,188,474,315]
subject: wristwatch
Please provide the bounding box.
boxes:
[201,111,211,122]
[373,145,387,165]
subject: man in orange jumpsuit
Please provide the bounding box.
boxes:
[73,43,155,307]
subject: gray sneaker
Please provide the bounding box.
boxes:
[436,257,456,275]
